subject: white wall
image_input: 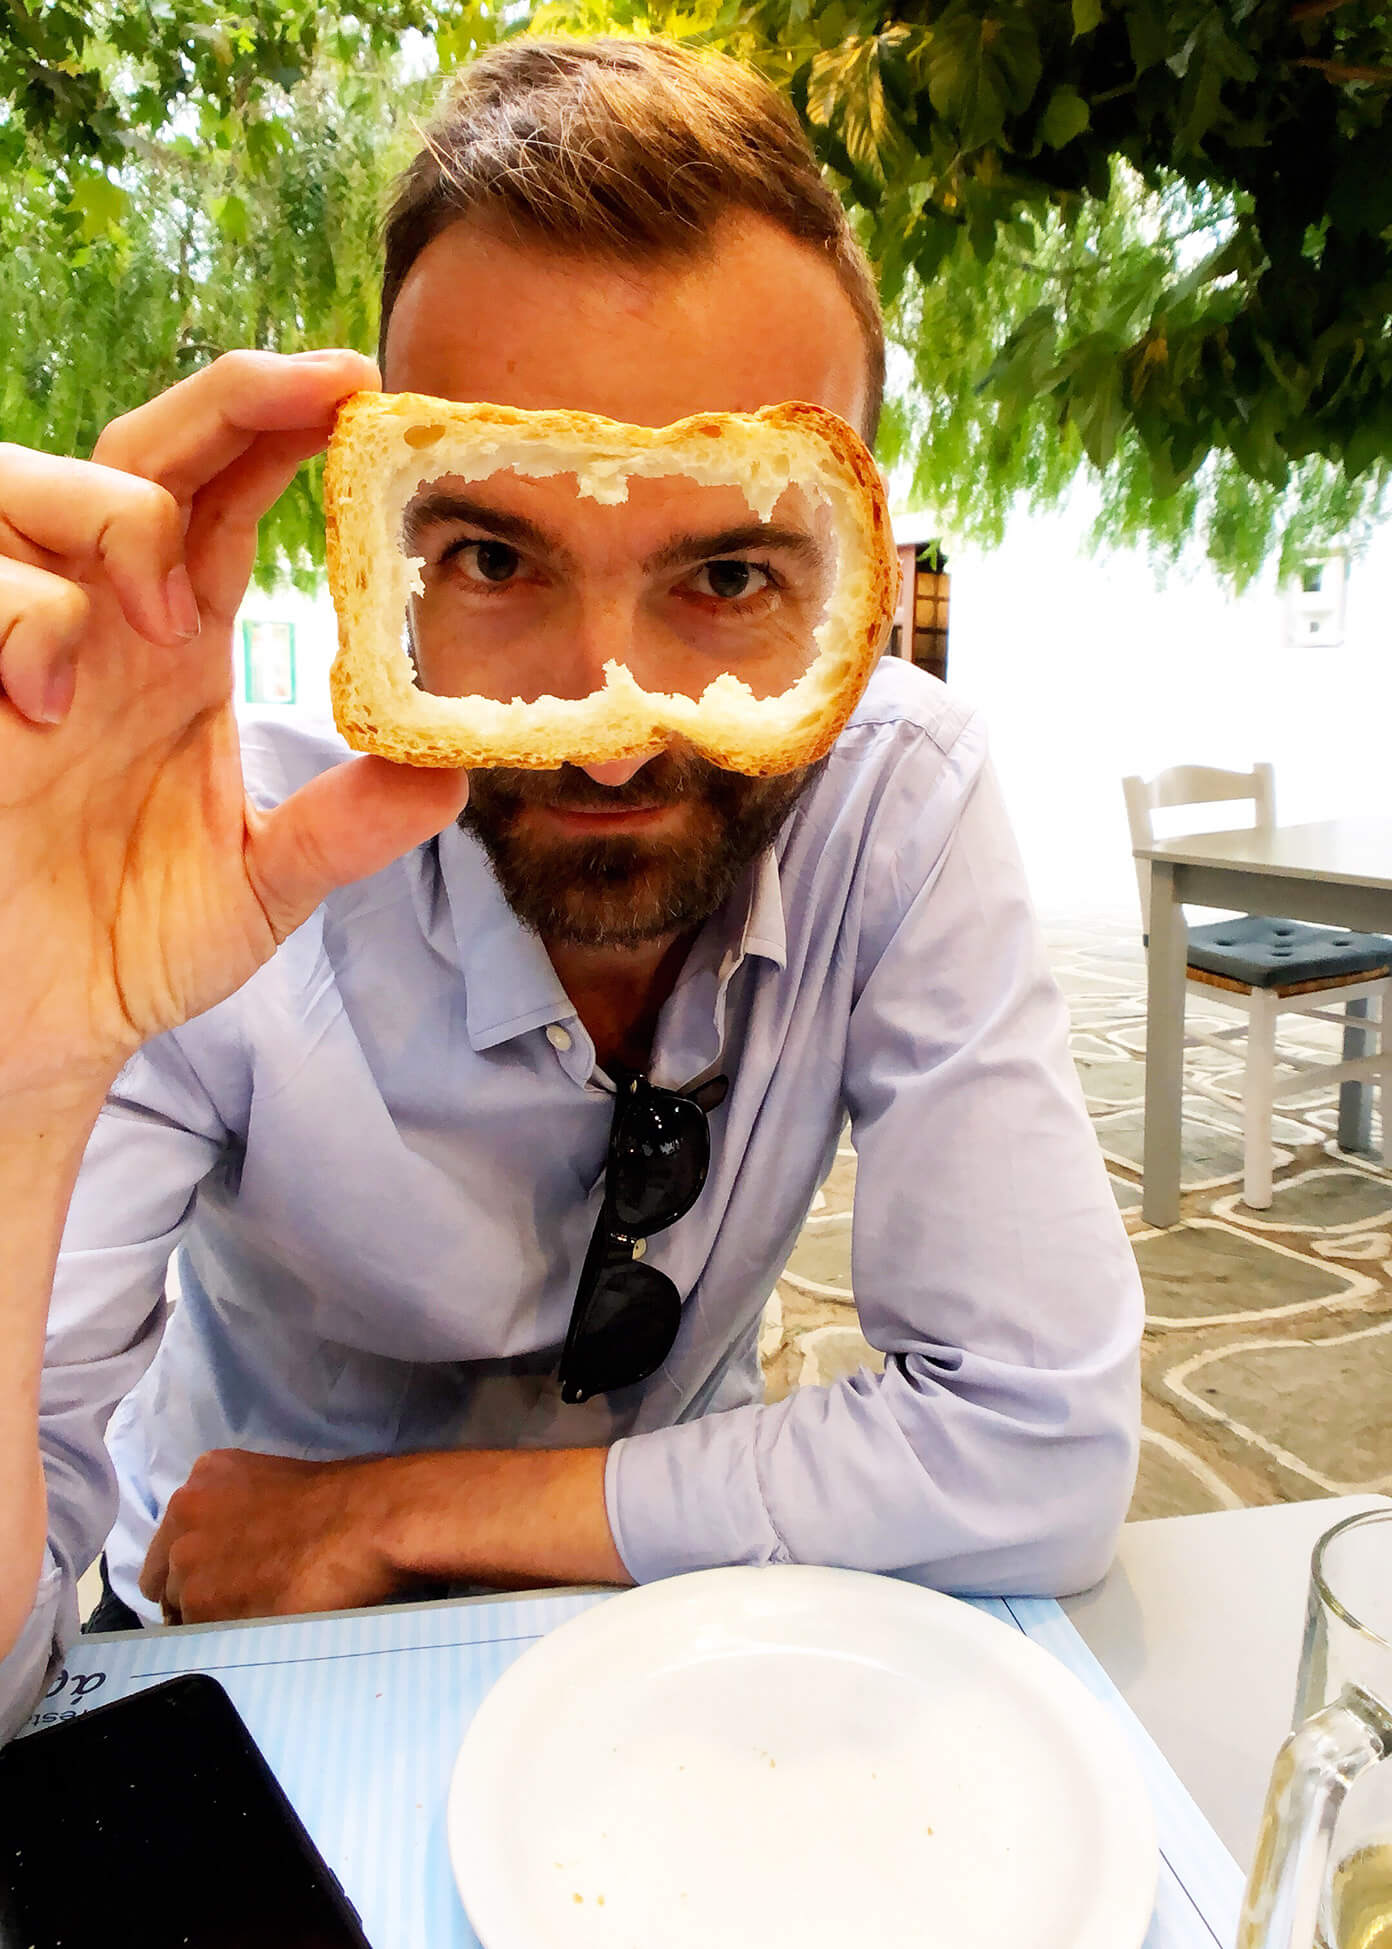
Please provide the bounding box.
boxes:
[944,500,1392,916]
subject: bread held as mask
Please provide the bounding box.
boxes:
[324,392,899,775]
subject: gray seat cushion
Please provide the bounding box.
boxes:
[1187,916,1392,988]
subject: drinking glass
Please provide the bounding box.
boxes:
[1239,1507,1392,1949]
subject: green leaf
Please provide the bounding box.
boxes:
[807,35,908,188]
[1125,1,1169,76]
[1040,84,1089,149]
[67,173,127,242]
[926,3,1044,155]
[1071,0,1102,37]
[209,192,250,243]
[1053,334,1130,467]
[1344,421,1387,480]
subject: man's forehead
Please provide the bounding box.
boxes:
[382,212,869,432]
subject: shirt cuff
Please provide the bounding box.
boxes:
[0,1548,73,1744]
[605,1401,793,1584]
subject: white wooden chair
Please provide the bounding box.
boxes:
[1122,763,1392,1208]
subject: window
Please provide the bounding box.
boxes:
[241,619,297,704]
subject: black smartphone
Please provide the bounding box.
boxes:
[0,1672,373,1948]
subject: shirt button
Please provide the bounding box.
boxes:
[546,1025,573,1052]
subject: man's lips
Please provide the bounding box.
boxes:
[527,801,685,835]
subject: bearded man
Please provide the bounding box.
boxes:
[0,36,1141,1735]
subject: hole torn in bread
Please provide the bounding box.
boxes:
[397,465,837,716]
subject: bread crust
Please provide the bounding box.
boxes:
[324,391,899,774]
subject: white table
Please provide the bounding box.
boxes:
[1063,1492,1390,1867]
[56,1499,1373,1886]
[1137,818,1392,1226]
[31,1496,1381,1947]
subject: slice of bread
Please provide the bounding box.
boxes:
[324,392,899,774]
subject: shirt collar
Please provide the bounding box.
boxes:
[733,845,788,971]
[432,822,787,1053]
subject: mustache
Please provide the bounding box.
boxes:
[471,751,720,814]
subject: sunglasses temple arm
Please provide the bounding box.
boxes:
[560,1209,624,1375]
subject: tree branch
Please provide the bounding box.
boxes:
[1292,55,1392,82]
[1290,0,1360,21]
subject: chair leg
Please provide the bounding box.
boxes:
[1372,982,1380,1161]
[1337,995,1375,1155]
[1243,990,1276,1209]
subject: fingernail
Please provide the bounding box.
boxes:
[291,348,355,363]
[165,564,201,639]
[39,656,76,724]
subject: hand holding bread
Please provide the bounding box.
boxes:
[0,351,469,1105]
[0,367,895,1103]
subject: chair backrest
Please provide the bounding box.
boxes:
[1122,763,1276,934]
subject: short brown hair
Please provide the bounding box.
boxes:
[379,36,884,440]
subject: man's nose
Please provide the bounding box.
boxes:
[580,756,658,786]
[559,590,664,784]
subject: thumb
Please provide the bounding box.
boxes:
[245,756,470,941]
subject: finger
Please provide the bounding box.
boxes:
[94,348,380,505]
[0,556,91,724]
[0,447,194,651]
[245,757,471,943]
[139,1508,175,1607]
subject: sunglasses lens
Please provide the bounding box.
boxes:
[559,1259,682,1404]
[609,1090,710,1234]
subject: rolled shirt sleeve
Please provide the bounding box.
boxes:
[606,742,1142,1597]
[0,1038,225,1738]
[0,1552,71,1744]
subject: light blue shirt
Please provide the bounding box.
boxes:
[2,659,1142,1735]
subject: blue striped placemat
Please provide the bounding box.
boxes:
[27,1585,1243,1948]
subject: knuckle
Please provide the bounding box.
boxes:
[166,1536,199,1582]
[126,475,182,543]
[91,405,142,467]
[209,348,278,399]
[174,1577,211,1621]
[185,1449,236,1495]
[52,578,90,631]
[165,1480,203,1525]
[26,575,91,638]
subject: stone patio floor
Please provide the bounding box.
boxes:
[760,908,1392,1522]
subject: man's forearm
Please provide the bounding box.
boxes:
[0,1083,108,1657]
[373,1445,633,1591]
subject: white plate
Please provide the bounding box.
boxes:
[448,1565,1156,1949]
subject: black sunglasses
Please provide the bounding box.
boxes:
[558,1066,729,1405]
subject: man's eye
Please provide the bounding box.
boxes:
[445,539,522,584]
[690,560,772,601]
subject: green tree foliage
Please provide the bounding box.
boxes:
[7,1,1392,583]
[539,0,1392,580]
[1,3,509,585]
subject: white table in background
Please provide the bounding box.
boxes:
[1136,818,1392,1227]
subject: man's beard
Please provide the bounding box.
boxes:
[460,748,822,948]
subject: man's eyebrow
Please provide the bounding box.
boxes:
[400,497,824,574]
[400,491,575,567]
[645,524,825,573]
